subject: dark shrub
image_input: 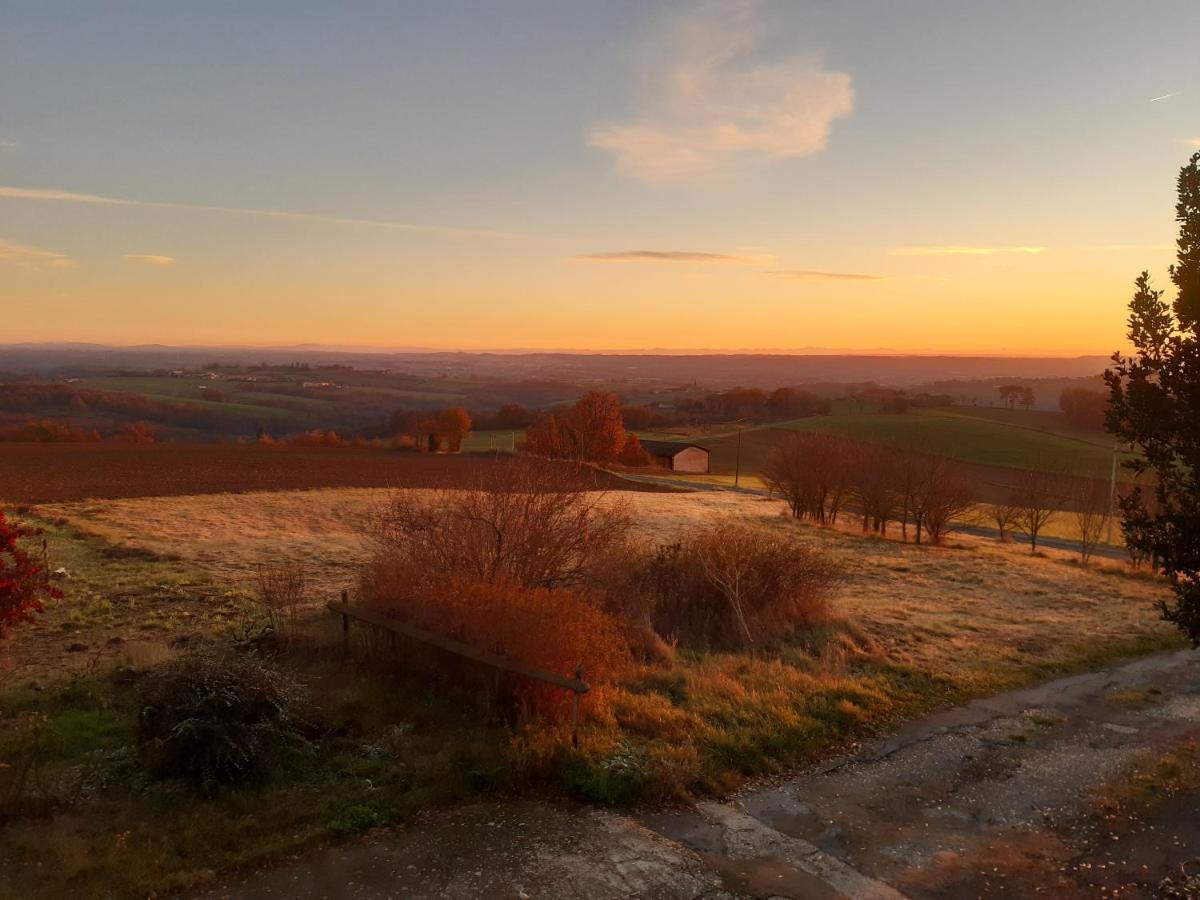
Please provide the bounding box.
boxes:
[137,653,310,790]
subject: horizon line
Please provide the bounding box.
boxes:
[0,340,1117,359]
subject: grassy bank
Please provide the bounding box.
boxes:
[0,489,1180,898]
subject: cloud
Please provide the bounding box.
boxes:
[589,0,853,182]
[0,238,76,270]
[0,185,516,239]
[1150,92,1180,103]
[573,249,773,265]
[123,253,176,267]
[1187,138,1200,148]
[767,269,884,282]
[0,140,15,149]
[889,246,1046,257]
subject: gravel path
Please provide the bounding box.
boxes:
[197,649,1200,899]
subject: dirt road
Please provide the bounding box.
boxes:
[198,649,1200,899]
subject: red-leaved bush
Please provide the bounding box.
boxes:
[0,510,60,637]
[360,574,630,719]
[358,458,635,718]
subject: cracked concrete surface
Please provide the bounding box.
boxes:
[198,650,1200,899]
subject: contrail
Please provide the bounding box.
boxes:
[1150,92,1180,103]
[0,185,519,239]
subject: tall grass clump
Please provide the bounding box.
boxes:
[137,652,311,791]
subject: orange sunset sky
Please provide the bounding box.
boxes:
[2,1,1197,354]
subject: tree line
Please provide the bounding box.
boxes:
[762,431,1118,560]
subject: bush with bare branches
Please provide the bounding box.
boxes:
[253,561,308,644]
[363,458,632,598]
[641,521,841,649]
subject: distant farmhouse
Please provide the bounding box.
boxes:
[640,439,710,474]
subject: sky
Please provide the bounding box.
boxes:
[2,0,1198,355]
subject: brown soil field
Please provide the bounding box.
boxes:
[0,443,669,503]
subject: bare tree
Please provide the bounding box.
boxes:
[918,458,977,544]
[1071,477,1111,563]
[850,444,901,536]
[903,454,976,545]
[989,501,1020,542]
[1011,470,1063,552]
[762,433,853,525]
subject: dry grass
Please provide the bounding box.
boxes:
[40,487,1173,689]
[0,485,1182,896]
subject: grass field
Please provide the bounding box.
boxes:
[0,482,1177,896]
[649,407,1132,481]
[78,377,296,421]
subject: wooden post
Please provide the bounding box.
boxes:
[571,665,584,748]
[341,590,350,656]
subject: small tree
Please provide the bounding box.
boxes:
[1011,470,1062,552]
[0,510,60,637]
[762,433,852,525]
[917,458,976,544]
[1071,477,1111,564]
[436,407,472,452]
[850,444,901,536]
[522,391,627,464]
[989,501,1019,542]
[1106,152,1200,641]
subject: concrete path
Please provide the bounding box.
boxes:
[198,650,1200,899]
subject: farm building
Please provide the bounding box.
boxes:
[640,439,710,473]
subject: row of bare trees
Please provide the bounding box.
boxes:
[763,434,975,545]
[763,433,1119,560]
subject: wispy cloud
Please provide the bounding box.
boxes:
[1187,138,1200,148]
[0,238,76,270]
[573,250,774,265]
[889,246,1046,257]
[0,185,516,239]
[767,269,885,282]
[1150,91,1180,103]
[123,253,176,267]
[589,0,853,182]
[0,140,16,150]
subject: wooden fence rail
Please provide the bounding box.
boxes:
[327,596,589,695]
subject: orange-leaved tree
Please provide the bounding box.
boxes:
[524,390,627,464]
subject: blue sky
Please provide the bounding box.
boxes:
[2,1,1198,352]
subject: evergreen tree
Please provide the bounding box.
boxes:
[1106,152,1200,641]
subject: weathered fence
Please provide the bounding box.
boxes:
[328,592,589,741]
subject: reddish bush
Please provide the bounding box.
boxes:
[0,510,60,637]
[285,430,348,448]
[361,574,630,720]
[115,422,158,443]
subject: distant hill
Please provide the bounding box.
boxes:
[0,344,1109,387]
